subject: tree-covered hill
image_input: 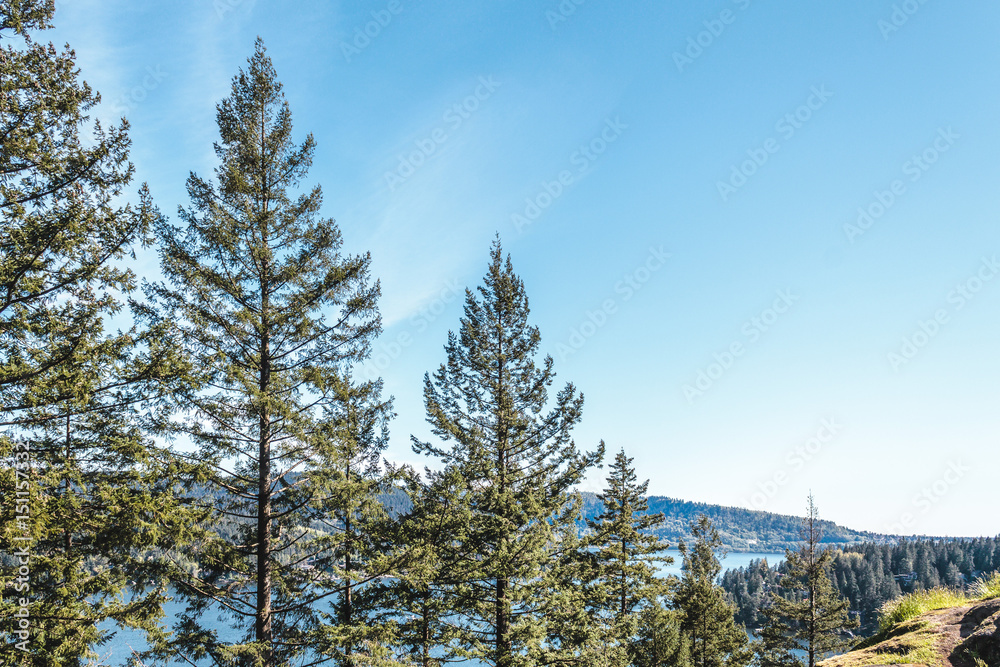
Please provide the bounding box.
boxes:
[577,492,887,552]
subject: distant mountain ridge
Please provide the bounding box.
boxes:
[576,492,892,552]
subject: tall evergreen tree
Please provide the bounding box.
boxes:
[584,449,673,660]
[412,239,604,667]
[142,39,384,667]
[1,2,186,663]
[588,449,673,620]
[765,495,858,667]
[674,516,752,667]
[533,525,621,666]
[0,0,137,405]
[0,313,188,666]
[752,604,802,667]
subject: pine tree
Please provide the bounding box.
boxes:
[311,374,401,666]
[584,449,673,658]
[1,2,186,663]
[766,495,858,667]
[0,313,189,666]
[674,516,752,667]
[534,525,623,666]
[375,467,473,667]
[412,238,604,667]
[143,39,383,667]
[0,0,138,404]
[588,449,673,618]
[631,603,692,667]
[753,604,803,667]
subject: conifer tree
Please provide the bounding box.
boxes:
[412,239,604,667]
[631,603,692,667]
[752,606,802,667]
[375,467,473,667]
[588,449,673,620]
[0,0,139,404]
[143,39,384,667]
[0,313,188,666]
[1,2,186,663]
[765,496,858,667]
[311,375,401,666]
[582,449,673,661]
[674,516,752,667]
[534,525,620,666]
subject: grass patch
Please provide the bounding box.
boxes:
[878,571,1000,633]
[878,588,968,632]
[877,636,941,667]
[971,571,1000,600]
[823,619,941,667]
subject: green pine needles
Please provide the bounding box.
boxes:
[755,495,859,667]
[141,39,388,667]
[675,517,753,667]
[1,1,186,664]
[411,239,604,667]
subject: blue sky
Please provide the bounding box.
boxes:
[49,0,1000,537]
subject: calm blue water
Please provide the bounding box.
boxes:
[100,551,784,665]
[660,548,784,579]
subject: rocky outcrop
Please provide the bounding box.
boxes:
[821,598,1000,667]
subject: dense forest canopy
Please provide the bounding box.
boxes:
[722,537,1000,633]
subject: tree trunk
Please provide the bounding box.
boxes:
[255,122,274,664]
[620,538,627,619]
[64,410,72,553]
[344,510,354,663]
[256,255,273,663]
[422,591,431,667]
[496,576,511,667]
[256,405,273,663]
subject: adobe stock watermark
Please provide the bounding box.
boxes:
[384,76,501,192]
[672,0,752,73]
[359,279,462,379]
[843,127,958,244]
[214,0,248,20]
[512,117,627,233]
[546,0,588,30]
[340,0,403,63]
[717,85,834,202]
[742,418,843,511]
[554,245,671,361]
[878,0,931,41]
[683,289,799,403]
[109,66,168,117]
[886,460,969,535]
[887,255,999,371]
[11,440,32,652]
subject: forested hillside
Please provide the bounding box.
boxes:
[721,537,1000,635]
[578,492,883,552]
